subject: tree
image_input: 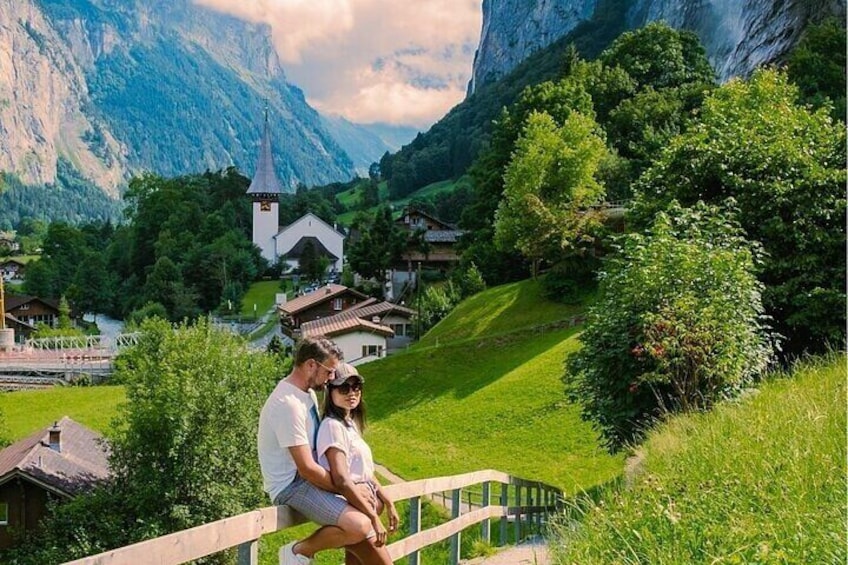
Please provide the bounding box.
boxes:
[108,319,282,549]
[633,69,847,355]
[298,239,329,283]
[347,206,406,287]
[57,295,72,330]
[787,17,846,122]
[565,201,774,450]
[494,111,608,276]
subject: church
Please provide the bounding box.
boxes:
[246,114,344,274]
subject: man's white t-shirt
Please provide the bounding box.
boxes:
[258,379,320,502]
[316,417,375,483]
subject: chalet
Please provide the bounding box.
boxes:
[0,417,110,549]
[0,234,19,254]
[0,258,25,280]
[278,284,369,336]
[300,300,415,364]
[4,295,62,329]
[394,207,465,270]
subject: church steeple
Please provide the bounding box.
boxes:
[248,107,283,263]
[247,107,284,197]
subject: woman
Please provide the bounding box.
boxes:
[317,362,399,564]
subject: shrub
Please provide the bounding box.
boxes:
[564,201,774,450]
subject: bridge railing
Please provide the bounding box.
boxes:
[62,469,563,565]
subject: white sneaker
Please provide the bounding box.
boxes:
[279,541,313,565]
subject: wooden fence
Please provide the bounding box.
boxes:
[63,469,563,565]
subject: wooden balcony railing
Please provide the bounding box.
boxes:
[63,469,563,565]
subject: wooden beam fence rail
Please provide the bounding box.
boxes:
[62,469,563,565]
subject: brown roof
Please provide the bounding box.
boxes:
[279,284,367,316]
[301,315,394,339]
[0,416,110,496]
[4,294,60,312]
[298,299,413,339]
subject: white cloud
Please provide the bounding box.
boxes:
[193,0,482,128]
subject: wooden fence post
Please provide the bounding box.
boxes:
[409,496,421,565]
[481,481,491,545]
[500,483,508,546]
[536,484,543,531]
[449,488,461,565]
[236,540,257,565]
[514,483,522,543]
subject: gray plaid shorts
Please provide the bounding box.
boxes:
[273,475,349,526]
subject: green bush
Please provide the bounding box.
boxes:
[564,201,774,450]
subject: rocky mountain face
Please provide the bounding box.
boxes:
[0,0,384,208]
[470,0,847,93]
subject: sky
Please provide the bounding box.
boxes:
[194,0,483,130]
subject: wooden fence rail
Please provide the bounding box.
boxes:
[63,469,563,565]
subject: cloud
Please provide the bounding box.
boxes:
[193,0,482,128]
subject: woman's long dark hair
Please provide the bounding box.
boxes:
[322,378,367,432]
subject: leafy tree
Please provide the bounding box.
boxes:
[298,239,330,282]
[125,301,169,328]
[787,17,846,122]
[494,111,608,276]
[108,319,281,549]
[565,201,774,450]
[347,206,406,287]
[57,295,72,329]
[633,69,847,355]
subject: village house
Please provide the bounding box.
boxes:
[3,295,62,331]
[0,234,19,254]
[0,258,25,281]
[278,284,369,337]
[299,299,416,363]
[394,207,465,270]
[0,417,110,549]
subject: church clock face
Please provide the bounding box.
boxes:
[260,200,271,211]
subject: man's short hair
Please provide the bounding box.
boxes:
[294,335,343,366]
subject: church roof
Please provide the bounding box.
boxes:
[247,113,286,196]
[284,236,340,261]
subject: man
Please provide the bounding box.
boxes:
[258,335,392,565]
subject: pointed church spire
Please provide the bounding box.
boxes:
[247,105,284,196]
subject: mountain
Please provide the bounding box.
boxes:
[320,115,418,176]
[0,0,395,225]
[470,0,847,93]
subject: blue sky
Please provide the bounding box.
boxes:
[195,0,482,129]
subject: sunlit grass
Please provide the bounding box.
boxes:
[549,353,847,564]
[239,280,284,317]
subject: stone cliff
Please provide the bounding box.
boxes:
[470,0,846,93]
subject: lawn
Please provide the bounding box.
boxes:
[549,353,847,564]
[239,280,285,317]
[335,177,464,227]
[0,385,125,441]
[420,278,587,347]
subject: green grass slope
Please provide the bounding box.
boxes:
[550,353,847,564]
[361,278,622,492]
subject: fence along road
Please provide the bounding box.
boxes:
[62,469,563,565]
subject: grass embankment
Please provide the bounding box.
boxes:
[0,386,125,440]
[239,280,285,317]
[549,354,847,564]
[335,177,463,226]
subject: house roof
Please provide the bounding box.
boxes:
[284,236,339,261]
[301,315,394,339]
[280,284,368,316]
[0,258,26,266]
[246,114,287,196]
[398,207,458,230]
[4,313,36,331]
[4,294,60,311]
[0,416,110,496]
[298,299,412,339]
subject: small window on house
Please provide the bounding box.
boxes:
[19,303,30,310]
[0,502,8,526]
[333,298,343,311]
[361,345,380,358]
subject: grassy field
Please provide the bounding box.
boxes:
[0,386,125,440]
[335,177,464,226]
[549,353,847,564]
[239,280,285,317]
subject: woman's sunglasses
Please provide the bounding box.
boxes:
[332,381,363,395]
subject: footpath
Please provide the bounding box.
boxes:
[374,464,551,565]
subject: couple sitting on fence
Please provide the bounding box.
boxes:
[258,336,399,565]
